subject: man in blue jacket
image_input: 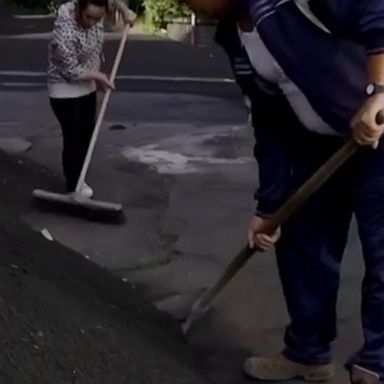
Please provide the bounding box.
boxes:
[186,0,384,383]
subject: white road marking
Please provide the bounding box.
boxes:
[0,82,45,87]
[0,71,234,84]
[0,71,45,76]
[116,75,234,83]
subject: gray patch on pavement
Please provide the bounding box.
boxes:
[0,137,32,155]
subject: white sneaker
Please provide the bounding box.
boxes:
[80,182,94,198]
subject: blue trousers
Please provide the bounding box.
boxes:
[276,132,384,380]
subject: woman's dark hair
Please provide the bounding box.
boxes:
[78,0,109,12]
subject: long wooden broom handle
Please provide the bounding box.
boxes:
[197,109,384,310]
[197,138,359,308]
[260,138,358,233]
[75,25,130,193]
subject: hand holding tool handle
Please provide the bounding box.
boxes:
[194,110,384,313]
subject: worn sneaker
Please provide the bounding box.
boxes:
[80,182,94,198]
[243,354,335,382]
[350,365,380,384]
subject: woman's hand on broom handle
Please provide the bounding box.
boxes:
[91,71,115,91]
[81,71,115,91]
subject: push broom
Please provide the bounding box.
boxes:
[182,111,384,333]
[33,25,130,220]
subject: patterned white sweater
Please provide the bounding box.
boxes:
[47,0,134,99]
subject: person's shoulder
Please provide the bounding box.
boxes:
[52,10,78,44]
[55,1,76,26]
[53,1,77,32]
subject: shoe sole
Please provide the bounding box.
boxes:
[244,369,334,382]
[303,371,334,382]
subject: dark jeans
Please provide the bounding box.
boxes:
[50,92,96,192]
[276,130,384,381]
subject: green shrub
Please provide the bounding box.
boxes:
[143,0,191,31]
[47,0,64,13]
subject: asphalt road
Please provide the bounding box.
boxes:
[0,36,240,99]
[0,153,210,384]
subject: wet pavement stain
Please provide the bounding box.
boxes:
[202,133,249,160]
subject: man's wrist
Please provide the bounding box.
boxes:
[366,83,384,97]
[367,53,384,85]
[255,210,273,220]
[122,9,137,24]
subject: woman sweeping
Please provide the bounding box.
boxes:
[47,0,135,197]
